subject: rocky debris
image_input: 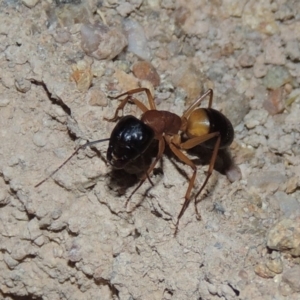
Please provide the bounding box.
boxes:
[123,18,151,61]
[81,23,128,60]
[132,61,160,87]
[267,217,300,257]
[263,87,285,115]
[172,64,207,105]
[282,266,300,293]
[70,59,94,92]
[1,0,300,299]
[255,251,284,279]
[114,69,139,92]
[262,66,292,90]
[86,87,108,107]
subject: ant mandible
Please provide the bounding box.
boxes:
[35,88,234,235]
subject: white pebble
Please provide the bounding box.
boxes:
[123,19,151,60]
[33,132,47,147]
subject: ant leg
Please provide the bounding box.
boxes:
[106,88,156,121]
[106,87,156,121]
[170,132,219,232]
[179,132,219,150]
[105,96,149,122]
[35,138,110,188]
[167,143,197,235]
[181,89,213,120]
[115,87,156,110]
[125,137,165,207]
[194,135,221,218]
[179,132,220,219]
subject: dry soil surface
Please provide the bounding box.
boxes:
[1,0,300,300]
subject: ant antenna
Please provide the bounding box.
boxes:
[35,138,110,188]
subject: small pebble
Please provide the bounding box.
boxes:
[4,253,19,269]
[32,131,47,147]
[11,241,33,261]
[172,64,205,105]
[8,155,19,167]
[174,6,190,26]
[254,263,276,278]
[34,235,45,247]
[285,177,298,194]
[27,218,42,240]
[70,62,93,92]
[221,284,237,298]
[221,89,250,127]
[68,244,82,262]
[274,3,295,21]
[242,1,278,35]
[274,191,300,217]
[267,217,300,257]
[53,105,66,118]
[266,257,283,274]
[5,45,28,65]
[81,23,127,60]
[244,109,268,129]
[86,87,108,107]
[114,69,139,91]
[81,264,94,277]
[285,39,300,62]
[253,55,268,78]
[238,53,255,68]
[116,2,134,17]
[0,189,9,205]
[2,166,14,182]
[15,77,31,93]
[263,87,284,115]
[207,282,217,295]
[0,97,10,107]
[206,61,229,83]
[225,164,242,183]
[263,66,291,90]
[48,220,66,231]
[55,3,92,27]
[68,220,80,235]
[12,210,28,221]
[282,266,300,293]
[132,61,160,87]
[53,28,71,44]
[51,209,62,220]
[123,19,151,60]
[264,39,286,65]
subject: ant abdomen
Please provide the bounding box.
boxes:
[186,108,234,150]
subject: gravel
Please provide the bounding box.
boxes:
[0,1,300,299]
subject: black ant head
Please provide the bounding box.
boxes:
[107,115,155,169]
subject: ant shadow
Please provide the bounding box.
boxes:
[104,139,235,215]
[105,141,159,198]
[187,144,235,176]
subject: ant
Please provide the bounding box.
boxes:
[35,88,234,235]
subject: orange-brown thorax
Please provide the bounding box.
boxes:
[141,110,182,137]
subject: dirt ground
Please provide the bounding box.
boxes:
[1,0,300,299]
